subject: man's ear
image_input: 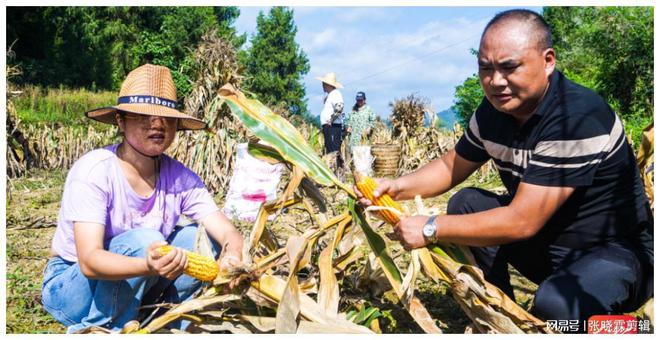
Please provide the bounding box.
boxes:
[543,48,556,76]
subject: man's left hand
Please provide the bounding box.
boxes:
[393,215,430,250]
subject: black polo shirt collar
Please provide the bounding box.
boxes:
[504,70,560,134]
[532,70,560,118]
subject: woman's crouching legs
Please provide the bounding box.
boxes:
[65,228,165,333]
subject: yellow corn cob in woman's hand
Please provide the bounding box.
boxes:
[354,171,403,225]
[155,245,219,282]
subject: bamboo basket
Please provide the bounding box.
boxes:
[371,143,401,177]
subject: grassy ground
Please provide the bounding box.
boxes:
[7,167,539,334]
[6,169,67,333]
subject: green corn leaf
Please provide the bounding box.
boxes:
[218,84,353,196]
[349,198,443,333]
[364,310,382,327]
[354,307,381,325]
[348,198,402,283]
[248,142,286,164]
[427,244,476,266]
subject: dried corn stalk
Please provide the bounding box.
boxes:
[114,86,558,335]
[389,93,431,139]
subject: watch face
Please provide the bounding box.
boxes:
[423,224,435,237]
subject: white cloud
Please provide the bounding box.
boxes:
[236,7,519,118]
[334,7,393,23]
[309,28,338,51]
[235,6,270,37]
[295,9,493,118]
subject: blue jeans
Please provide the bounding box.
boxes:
[41,226,220,333]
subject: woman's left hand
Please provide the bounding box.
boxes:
[218,253,242,272]
[218,251,243,290]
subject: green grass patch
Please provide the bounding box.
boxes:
[13,85,116,127]
[6,265,66,334]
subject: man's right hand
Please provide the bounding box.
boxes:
[146,241,188,280]
[355,177,401,206]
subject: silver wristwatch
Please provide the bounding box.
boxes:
[422,215,438,243]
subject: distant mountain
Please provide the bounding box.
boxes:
[423,108,458,130]
[437,108,458,128]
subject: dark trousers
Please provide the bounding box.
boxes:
[447,187,653,332]
[323,124,344,168]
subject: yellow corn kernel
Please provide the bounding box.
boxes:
[155,245,219,282]
[354,172,402,225]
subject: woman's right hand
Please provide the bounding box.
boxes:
[355,177,401,206]
[146,241,188,280]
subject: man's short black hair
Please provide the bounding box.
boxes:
[482,9,553,50]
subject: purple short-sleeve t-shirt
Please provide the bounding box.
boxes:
[52,144,219,262]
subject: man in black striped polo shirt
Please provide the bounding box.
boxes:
[358,9,652,330]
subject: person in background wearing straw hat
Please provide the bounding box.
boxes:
[41,64,245,333]
[317,72,345,171]
[357,9,652,332]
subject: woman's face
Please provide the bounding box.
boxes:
[356,99,365,107]
[116,112,178,157]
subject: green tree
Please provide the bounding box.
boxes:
[543,7,653,146]
[243,7,310,116]
[451,74,483,128]
[544,7,653,115]
[7,7,244,99]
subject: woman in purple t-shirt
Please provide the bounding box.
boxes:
[42,64,245,333]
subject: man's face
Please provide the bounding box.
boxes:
[322,83,334,93]
[478,22,555,121]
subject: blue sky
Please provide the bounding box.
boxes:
[234,6,542,119]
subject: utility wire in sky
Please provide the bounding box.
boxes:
[343,32,481,86]
[336,20,485,78]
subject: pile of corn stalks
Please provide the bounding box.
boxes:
[6,48,30,178]
[389,93,431,139]
[367,118,496,181]
[92,85,555,335]
[165,29,247,195]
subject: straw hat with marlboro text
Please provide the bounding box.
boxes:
[85,64,206,130]
[316,72,343,89]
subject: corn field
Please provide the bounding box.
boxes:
[7,36,653,333]
[68,85,555,334]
